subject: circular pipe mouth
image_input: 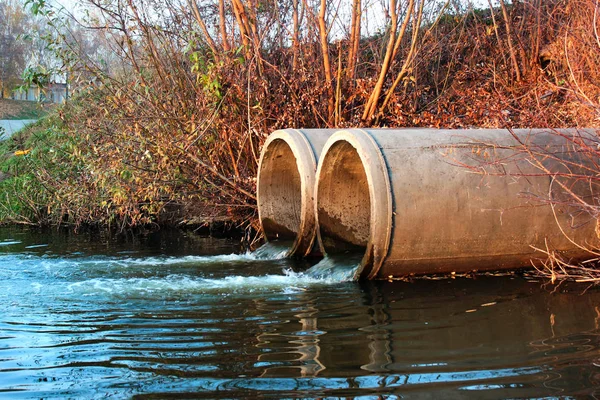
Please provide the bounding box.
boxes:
[257,130,318,257]
[315,130,393,279]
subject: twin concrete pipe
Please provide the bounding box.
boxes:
[257,128,599,279]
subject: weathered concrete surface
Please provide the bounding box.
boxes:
[0,120,37,140]
[257,129,337,257]
[315,128,600,279]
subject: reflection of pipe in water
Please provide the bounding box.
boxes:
[257,129,336,257]
[292,307,327,377]
[360,282,393,373]
[253,294,326,377]
[315,128,599,279]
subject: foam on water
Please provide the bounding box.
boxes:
[0,240,21,246]
[24,244,50,249]
[2,239,362,300]
[89,241,291,267]
[5,240,291,271]
[61,249,362,298]
[0,251,273,272]
[67,269,342,297]
[113,253,261,266]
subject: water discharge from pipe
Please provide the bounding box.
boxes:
[304,254,364,281]
[252,241,296,260]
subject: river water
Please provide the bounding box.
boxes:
[0,227,599,398]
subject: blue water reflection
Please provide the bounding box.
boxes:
[0,227,599,398]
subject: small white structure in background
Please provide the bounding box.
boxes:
[47,82,67,103]
[12,82,68,104]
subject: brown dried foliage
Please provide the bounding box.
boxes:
[24,0,600,236]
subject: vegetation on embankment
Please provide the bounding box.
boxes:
[0,0,599,282]
[0,99,52,120]
[0,94,224,231]
[0,114,75,226]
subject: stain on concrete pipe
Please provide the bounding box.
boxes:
[257,129,337,257]
[315,128,600,279]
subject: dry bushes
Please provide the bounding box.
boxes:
[7,0,598,239]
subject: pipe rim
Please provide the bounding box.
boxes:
[315,129,393,279]
[257,129,318,257]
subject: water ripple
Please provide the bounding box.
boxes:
[1,229,600,397]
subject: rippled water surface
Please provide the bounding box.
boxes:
[0,227,599,398]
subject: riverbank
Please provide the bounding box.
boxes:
[0,111,255,238]
[3,1,598,233]
[1,1,599,283]
[2,109,600,284]
[0,98,52,120]
[0,85,598,240]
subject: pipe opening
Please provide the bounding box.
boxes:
[258,138,302,241]
[317,141,371,255]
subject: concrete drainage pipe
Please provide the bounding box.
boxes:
[315,128,599,279]
[257,129,337,257]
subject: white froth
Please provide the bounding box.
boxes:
[67,270,344,297]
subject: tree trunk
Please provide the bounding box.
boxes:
[246,0,264,74]
[219,0,230,52]
[231,0,251,51]
[379,0,424,117]
[189,0,219,55]
[346,0,361,80]
[362,0,415,122]
[292,0,300,69]
[318,0,335,122]
[499,0,522,81]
